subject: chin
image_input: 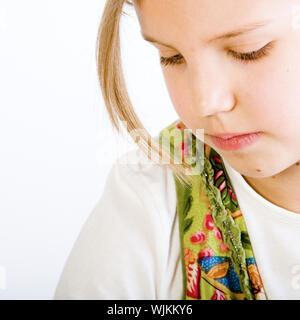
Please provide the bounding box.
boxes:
[236,161,293,179]
[224,157,282,179]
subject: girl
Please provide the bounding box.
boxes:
[54,0,300,300]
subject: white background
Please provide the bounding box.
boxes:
[0,0,177,299]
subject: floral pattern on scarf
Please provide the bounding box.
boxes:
[159,119,267,300]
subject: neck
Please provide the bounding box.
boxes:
[242,161,300,214]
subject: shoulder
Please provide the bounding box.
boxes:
[112,147,177,218]
[53,147,177,299]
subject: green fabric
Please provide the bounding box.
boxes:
[158,119,267,300]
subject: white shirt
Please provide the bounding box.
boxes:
[54,148,300,300]
[223,159,300,300]
[54,148,182,300]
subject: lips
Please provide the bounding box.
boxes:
[209,133,251,139]
[207,132,262,151]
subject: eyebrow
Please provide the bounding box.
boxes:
[141,19,273,49]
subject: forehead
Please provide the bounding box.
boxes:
[134,0,288,46]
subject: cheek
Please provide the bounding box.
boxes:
[243,64,300,137]
[163,73,193,120]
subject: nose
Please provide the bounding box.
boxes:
[187,57,236,117]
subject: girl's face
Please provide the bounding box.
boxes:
[134,0,300,178]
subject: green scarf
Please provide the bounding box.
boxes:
[158,119,267,300]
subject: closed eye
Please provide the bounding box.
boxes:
[228,41,274,64]
[160,54,184,67]
[160,41,275,67]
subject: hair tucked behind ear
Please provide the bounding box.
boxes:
[95,0,194,187]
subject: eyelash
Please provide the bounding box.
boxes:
[160,42,274,67]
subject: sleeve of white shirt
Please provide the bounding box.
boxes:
[53,148,181,300]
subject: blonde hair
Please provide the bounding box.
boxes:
[96,0,195,187]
